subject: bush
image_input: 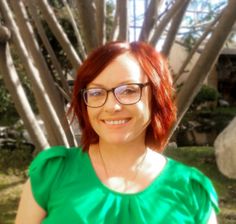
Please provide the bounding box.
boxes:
[193,85,220,106]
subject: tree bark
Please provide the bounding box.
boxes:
[117,0,128,41]
[0,0,69,146]
[10,0,77,147]
[95,0,106,45]
[150,0,189,46]
[161,0,190,57]
[0,26,11,42]
[25,0,73,89]
[139,0,160,42]
[62,0,87,60]
[111,0,119,41]
[36,0,81,67]
[174,13,221,84]
[75,0,99,53]
[0,41,49,151]
[174,0,236,132]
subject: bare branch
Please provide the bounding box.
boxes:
[174,13,222,84]
[0,0,71,146]
[139,0,160,42]
[161,0,190,56]
[117,0,128,41]
[111,0,128,41]
[175,0,236,132]
[26,0,72,92]
[149,0,189,46]
[111,0,119,41]
[75,0,99,53]
[62,0,87,59]
[95,0,106,45]
[36,0,81,67]
[0,41,49,151]
[10,0,77,147]
[0,26,11,43]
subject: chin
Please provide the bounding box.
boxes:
[103,135,138,145]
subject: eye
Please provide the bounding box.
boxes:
[87,89,105,97]
[117,85,139,96]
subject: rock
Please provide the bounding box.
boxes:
[214,117,236,179]
[167,142,178,150]
[218,99,230,107]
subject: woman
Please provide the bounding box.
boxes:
[16,41,219,223]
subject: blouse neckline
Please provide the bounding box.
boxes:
[84,150,170,197]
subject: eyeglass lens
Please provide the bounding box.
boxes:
[83,83,146,108]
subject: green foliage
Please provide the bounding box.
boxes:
[48,0,63,8]
[0,54,38,125]
[0,80,14,114]
[193,85,220,105]
[39,18,77,73]
[0,77,19,125]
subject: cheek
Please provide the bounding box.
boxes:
[140,90,152,121]
[87,108,101,128]
[136,100,151,123]
[87,108,95,126]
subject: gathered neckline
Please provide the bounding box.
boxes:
[84,151,170,197]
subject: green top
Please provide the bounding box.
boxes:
[29,146,219,224]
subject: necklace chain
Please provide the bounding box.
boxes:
[98,145,147,188]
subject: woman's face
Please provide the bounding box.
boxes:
[86,53,151,146]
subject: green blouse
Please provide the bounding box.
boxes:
[29,146,219,224]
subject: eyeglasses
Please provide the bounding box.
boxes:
[82,82,150,108]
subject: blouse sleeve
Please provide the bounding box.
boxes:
[28,146,67,211]
[189,168,220,224]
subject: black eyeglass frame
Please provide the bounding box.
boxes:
[81,82,150,108]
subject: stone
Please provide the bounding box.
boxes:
[214,117,236,179]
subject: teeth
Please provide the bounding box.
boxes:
[104,120,128,125]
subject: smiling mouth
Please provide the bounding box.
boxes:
[103,119,130,125]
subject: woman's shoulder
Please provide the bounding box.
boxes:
[163,157,219,218]
[164,157,215,190]
[30,146,82,170]
[28,146,84,210]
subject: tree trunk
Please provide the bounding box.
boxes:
[117,0,128,41]
[174,0,236,132]
[26,0,73,89]
[0,0,69,146]
[111,0,119,41]
[0,41,49,151]
[174,13,221,84]
[62,0,87,60]
[10,0,77,147]
[36,0,81,67]
[95,0,106,45]
[150,0,189,46]
[161,0,190,57]
[75,0,99,53]
[139,0,160,42]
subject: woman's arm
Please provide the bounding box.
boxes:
[15,179,46,224]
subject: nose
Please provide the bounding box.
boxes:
[103,91,122,112]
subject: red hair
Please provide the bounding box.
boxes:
[70,41,176,151]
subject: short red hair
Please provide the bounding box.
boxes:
[70,41,176,151]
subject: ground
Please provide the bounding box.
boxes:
[0,146,236,224]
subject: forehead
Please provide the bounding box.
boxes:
[89,53,148,87]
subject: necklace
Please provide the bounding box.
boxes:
[98,145,148,191]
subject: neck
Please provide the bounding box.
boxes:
[98,139,147,163]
